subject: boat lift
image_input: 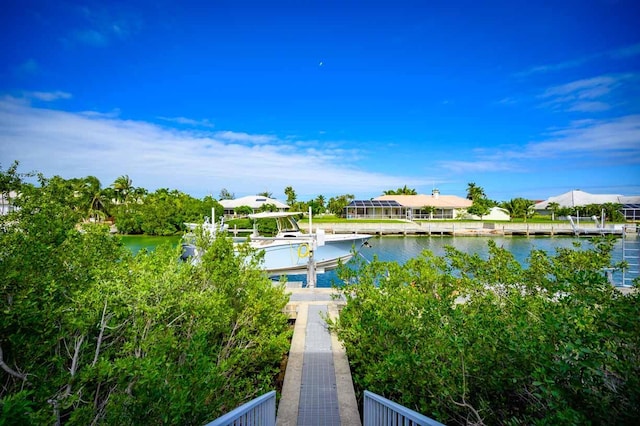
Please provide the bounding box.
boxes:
[622,225,639,287]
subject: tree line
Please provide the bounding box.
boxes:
[0,164,292,424]
[0,162,625,238]
[464,182,624,222]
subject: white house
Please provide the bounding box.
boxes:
[534,190,623,209]
[534,190,640,221]
[346,190,472,220]
[219,195,289,217]
[468,206,511,221]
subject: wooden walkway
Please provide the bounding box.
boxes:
[277,289,361,426]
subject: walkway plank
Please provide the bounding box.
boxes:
[277,289,361,426]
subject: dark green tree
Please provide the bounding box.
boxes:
[327,194,355,217]
[234,205,254,216]
[501,197,534,222]
[284,186,297,206]
[466,182,486,201]
[383,185,417,195]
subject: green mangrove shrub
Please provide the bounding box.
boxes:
[332,239,639,425]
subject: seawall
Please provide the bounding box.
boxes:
[299,221,628,236]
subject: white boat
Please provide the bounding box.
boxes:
[182,211,372,277]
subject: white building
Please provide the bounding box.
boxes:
[468,206,511,221]
[534,190,640,221]
[534,190,623,209]
[219,195,289,217]
[346,190,473,220]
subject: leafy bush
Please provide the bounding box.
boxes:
[332,239,640,425]
[0,171,291,424]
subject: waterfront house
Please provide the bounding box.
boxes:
[619,196,640,221]
[346,189,472,220]
[468,206,511,221]
[534,190,640,221]
[219,195,289,217]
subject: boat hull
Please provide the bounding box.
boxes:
[250,234,371,276]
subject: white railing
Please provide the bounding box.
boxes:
[206,390,276,426]
[363,391,445,426]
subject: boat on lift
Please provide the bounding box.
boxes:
[182,211,372,276]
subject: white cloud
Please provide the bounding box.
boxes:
[64,5,142,48]
[520,42,640,76]
[437,160,520,174]
[157,116,215,128]
[566,101,610,112]
[538,74,633,112]
[527,115,640,157]
[0,98,422,199]
[24,91,73,102]
[610,42,640,59]
[213,131,277,144]
[439,115,640,173]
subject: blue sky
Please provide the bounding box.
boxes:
[1,0,639,202]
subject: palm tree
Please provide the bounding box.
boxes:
[466,182,486,201]
[547,202,560,221]
[501,198,534,222]
[112,175,133,204]
[284,186,297,205]
[78,176,108,222]
[383,185,417,195]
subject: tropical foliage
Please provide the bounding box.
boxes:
[501,197,535,221]
[327,194,355,217]
[331,239,639,425]
[465,182,486,201]
[0,167,291,425]
[464,183,496,219]
[383,185,417,195]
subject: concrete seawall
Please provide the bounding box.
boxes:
[298,221,623,236]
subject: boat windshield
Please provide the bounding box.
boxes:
[277,216,301,233]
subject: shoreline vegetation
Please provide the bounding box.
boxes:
[2,162,633,239]
[2,164,639,424]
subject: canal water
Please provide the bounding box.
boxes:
[121,234,625,288]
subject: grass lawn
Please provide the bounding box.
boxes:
[309,215,589,224]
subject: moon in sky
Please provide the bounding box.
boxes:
[319,61,323,66]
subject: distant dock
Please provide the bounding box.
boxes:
[298,221,632,237]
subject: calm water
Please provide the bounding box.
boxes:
[288,235,625,287]
[121,234,625,288]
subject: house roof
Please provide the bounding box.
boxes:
[347,200,403,208]
[219,195,289,209]
[534,190,624,209]
[374,194,472,208]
